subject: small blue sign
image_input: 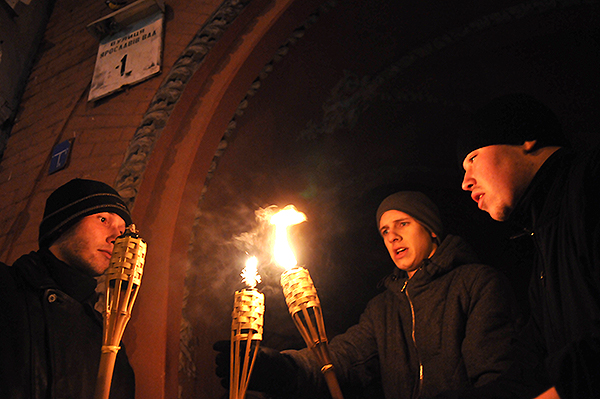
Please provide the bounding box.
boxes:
[49,140,73,174]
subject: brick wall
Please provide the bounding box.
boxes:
[0,0,221,264]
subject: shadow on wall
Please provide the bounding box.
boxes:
[0,0,54,159]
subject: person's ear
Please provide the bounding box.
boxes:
[523,140,537,153]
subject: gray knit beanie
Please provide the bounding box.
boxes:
[376,191,443,239]
[39,178,132,248]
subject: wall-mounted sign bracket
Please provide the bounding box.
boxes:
[87,0,165,41]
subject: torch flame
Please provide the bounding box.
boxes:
[241,256,261,289]
[270,205,307,271]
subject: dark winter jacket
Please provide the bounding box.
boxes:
[286,235,520,399]
[0,248,135,399]
[507,146,600,399]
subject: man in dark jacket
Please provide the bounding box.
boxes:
[455,93,600,399]
[0,178,136,399]
[215,191,520,399]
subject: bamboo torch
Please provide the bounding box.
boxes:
[94,224,147,399]
[230,256,265,399]
[270,206,344,399]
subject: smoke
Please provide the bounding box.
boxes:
[230,205,279,267]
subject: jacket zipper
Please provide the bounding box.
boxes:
[402,280,423,398]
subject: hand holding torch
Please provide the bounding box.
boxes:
[94,224,147,399]
[280,267,344,399]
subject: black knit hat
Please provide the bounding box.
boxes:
[39,178,132,247]
[456,93,569,165]
[376,191,443,239]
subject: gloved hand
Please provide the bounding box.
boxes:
[213,340,299,395]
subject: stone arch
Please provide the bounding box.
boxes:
[116,1,328,397]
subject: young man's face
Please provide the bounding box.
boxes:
[379,210,437,278]
[461,143,535,221]
[50,212,126,276]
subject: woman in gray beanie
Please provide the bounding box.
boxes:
[215,191,521,399]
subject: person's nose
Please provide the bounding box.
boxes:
[387,230,402,243]
[461,170,475,191]
[107,226,123,244]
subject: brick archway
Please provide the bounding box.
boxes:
[121,1,326,397]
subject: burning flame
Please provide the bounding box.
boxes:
[241,256,261,289]
[270,205,307,271]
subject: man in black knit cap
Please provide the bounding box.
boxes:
[445,93,600,399]
[0,178,136,399]
[214,191,520,399]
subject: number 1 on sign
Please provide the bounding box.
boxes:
[118,54,129,76]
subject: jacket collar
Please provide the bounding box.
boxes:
[14,248,98,304]
[382,234,479,290]
[508,148,573,233]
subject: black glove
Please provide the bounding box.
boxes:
[213,340,299,395]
